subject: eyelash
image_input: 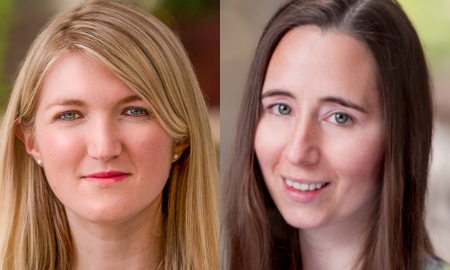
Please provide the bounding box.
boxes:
[266,103,354,127]
[56,111,82,121]
[327,112,354,127]
[268,103,293,116]
[123,107,150,117]
[55,107,150,121]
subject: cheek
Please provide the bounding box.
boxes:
[254,120,281,172]
[254,119,287,172]
[36,127,84,174]
[33,126,85,196]
[130,126,174,175]
[328,130,384,185]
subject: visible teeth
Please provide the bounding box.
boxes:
[300,183,309,191]
[287,179,328,192]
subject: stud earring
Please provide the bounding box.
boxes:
[37,159,43,166]
[173,154,179,160]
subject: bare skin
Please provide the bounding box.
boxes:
[20,54,187,269]
[255,26,383,270]
[69,196,163,270]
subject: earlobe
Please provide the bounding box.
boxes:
[172,139,189,162]
[14,118,41,160]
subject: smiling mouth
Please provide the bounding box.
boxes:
[284,178,329,192]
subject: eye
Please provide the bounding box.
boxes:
[123,107,149,117]
[270,104,292,115]
[57,111,81,121]
[329,113,352,125]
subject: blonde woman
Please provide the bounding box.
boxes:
[0,1,219,269]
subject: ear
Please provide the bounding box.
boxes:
[14,118,41,162]
[14,118,25,142]
[172,139,189,163]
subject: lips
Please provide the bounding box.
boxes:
[281,175,330,203]
[82,171,130,186]
[285,179,329,192]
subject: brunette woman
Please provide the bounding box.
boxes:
[222,0,449,269]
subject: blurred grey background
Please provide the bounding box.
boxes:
[220,0,450,263]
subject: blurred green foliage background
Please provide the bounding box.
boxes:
[158,0,218,19]
[0,0,14,108]
[398,0,450,66]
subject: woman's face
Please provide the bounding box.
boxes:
[23,53,178,224]
[254,26,384,230]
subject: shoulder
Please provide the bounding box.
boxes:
[421,257,450,270]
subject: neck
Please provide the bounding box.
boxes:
[299,209,372,270]
[67,198,163,270]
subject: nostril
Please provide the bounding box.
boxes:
[87,132,122,161]
[283,123,320,166]
[284,141,320,166]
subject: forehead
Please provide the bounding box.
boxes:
[39,53,138,106]
[263,25,379,110]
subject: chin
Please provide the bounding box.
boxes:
[82,205,138,224]
[68,200,153,225]
[63,192,162,226]
[278,206,328,230]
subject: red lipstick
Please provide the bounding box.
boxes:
[82,171,130,186]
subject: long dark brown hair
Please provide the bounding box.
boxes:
[222,0,434,269]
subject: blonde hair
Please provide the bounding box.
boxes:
[0,1,219,269]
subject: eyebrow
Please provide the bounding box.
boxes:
[261,90,368,113]
[319,96,368,113]
[45,94,143,110]
[261,90,295,99]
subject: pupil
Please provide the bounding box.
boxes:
[131,109,141,115]
[279,105,290,115]
[65,112,75,119]
[336,113,348,123]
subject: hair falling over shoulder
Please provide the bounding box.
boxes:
[222,0,433,269]
[0,1,219,269]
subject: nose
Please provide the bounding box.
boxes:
[283,118,320,166]
[87,117,122,161]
